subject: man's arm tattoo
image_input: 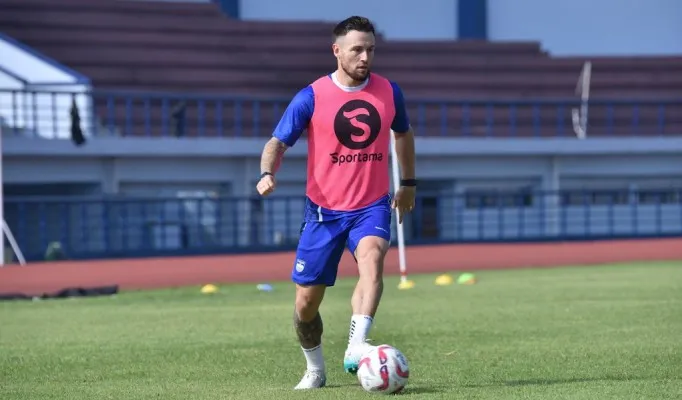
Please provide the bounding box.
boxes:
[294,311,323,349]
[260,137,288,174]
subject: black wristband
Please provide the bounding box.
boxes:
[400,179,417,187]
[260,172,273,179]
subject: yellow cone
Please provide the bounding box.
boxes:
[200,284,218,294]
[397,279,415,290]
[435,274,454,286]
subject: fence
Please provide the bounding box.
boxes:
[1,88,681,138]
[4,188,682,262]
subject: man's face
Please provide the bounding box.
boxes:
[333,30,375,82]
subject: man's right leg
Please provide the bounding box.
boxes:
[293,283,327,390]
[291,219,347,390]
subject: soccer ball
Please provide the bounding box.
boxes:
[357,344,410,394]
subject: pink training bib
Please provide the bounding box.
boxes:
[306,73,396,211]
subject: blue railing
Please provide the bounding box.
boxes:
[1,88,681,139]
[4,189,682,262]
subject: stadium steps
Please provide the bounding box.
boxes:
[1,0,680,137]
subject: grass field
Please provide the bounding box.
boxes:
[1,262,681,399]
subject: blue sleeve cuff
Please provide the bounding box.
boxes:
[390,81,410,133]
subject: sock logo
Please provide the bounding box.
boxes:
[348,320,356,344]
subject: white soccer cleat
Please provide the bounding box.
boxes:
[294,370,327,390]
[343,341,376,374]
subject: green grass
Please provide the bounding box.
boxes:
[1,262,681,399]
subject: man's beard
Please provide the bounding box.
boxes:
[342,64,369,83]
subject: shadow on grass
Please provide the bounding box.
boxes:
[463,375,645,388]
[324,383,361,389]
[324,383,447,395]
[401,385,447,395]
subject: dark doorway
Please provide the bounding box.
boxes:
[413,195,440,239]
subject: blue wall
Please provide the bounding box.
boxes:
[5,189,682,262]
[458,0,487,40]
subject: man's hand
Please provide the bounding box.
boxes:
[391,186,416,224]
[256,174,276,196]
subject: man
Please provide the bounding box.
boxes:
[256,16,417,390]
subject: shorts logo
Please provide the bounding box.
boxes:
[333,100,381,150]
[295,259,306,272]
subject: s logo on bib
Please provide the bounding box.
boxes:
[333,100,381,150]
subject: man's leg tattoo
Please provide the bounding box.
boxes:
[294,311,323,349]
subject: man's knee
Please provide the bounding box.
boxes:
[355,236,389,281]
[295,284,325,321]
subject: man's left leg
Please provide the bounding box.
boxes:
[342,207,391,373]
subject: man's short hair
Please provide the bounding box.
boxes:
[333,16,375,39]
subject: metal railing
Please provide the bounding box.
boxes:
[4,188,682,261]
[1,88,681,139]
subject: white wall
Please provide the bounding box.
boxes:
[0,69,23,129]
[0,37,82,84]
[0,35,93,139]
[239,0,457,40]
[239,0,682,54]
[488,0,682,56]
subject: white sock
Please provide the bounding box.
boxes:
[302,345,325,372]
[348,314,373,346]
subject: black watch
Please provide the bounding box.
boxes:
[400,179,417,187]
[260,172,273,179]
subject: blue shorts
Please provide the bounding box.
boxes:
[291,194,392,287]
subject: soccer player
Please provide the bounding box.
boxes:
[256,16,416,390]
